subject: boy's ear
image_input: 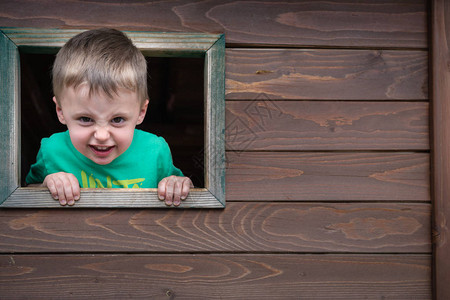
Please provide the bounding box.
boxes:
[136,99,149,125]
[53,97,67,125]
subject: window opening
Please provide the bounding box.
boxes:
[20,53,205,188]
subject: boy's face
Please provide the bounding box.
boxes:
[54,84,148,165]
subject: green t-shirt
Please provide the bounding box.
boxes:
[26,129,183,188]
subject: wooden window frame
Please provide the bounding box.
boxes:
[0,27,225,208]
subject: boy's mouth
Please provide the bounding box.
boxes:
[89,145,115,157]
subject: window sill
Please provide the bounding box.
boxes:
[0,187,224,208]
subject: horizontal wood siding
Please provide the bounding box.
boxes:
[0,255,431,299]
[0,203,430,253]
[0,0,431,298]
[226,101,429,151]
[226,49,428,100]
[227,152,429,201]
[0,0,427,48]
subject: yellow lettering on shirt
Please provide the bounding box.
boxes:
[95,178,104,188]
[81,171,88,188]
[80,170,145,188]
[89,174,96,188]
[113,179,145,188]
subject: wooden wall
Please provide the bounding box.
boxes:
[0,1,433,299]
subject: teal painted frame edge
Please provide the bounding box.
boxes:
[0,27,225,208]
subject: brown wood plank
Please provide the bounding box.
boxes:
[226,49,428,100]
[226,152,429,201]
[431,0,450,299]
[0,203,430,253]
[226,101,429,151]
[0,254,431,299]
[0,0,427,48]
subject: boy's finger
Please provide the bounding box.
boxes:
[65,188,75,206]
[46,178,59,201]
[54,178,67,206]
[164,178,175,206]
[58,176,75,206]
[172,180,182,207]
[157,178,167,201]
[180,178,191,201]
[69,174,80,202]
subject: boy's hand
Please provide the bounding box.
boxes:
[158,176,193,207]
[43,172,80,206]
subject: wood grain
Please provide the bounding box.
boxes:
[0,203,430,253]
[0,30,19,204]
[226,152,429,201]
[431,0,450,299]
[226,49,428,100]
[0,27,222,56]
[205,33,226,205]
[0,0,434,297]
[0,0,427,48]
[226,101,429,151]
[0,188,224,208]
[0,254,431,299]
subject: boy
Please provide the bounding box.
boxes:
[26,28,193,207]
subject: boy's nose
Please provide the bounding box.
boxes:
[94,126,110,141]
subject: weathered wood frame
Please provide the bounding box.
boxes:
[0,27,225,208]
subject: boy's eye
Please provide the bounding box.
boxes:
[79,117,93,123]
[111,117,125,124]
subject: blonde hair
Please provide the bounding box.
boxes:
[52,28,148,104]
